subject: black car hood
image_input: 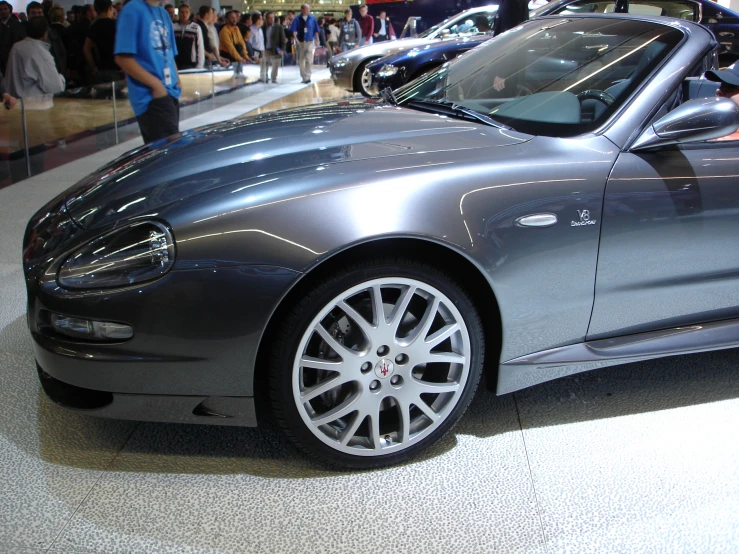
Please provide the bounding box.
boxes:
[65,99,530,230]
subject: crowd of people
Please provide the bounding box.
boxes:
[0,1,398,143]
[0,2,395,102]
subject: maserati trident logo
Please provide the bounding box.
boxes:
[375,359,395,379]
[571,209,597,227]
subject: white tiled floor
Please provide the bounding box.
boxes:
[1,67,738,553]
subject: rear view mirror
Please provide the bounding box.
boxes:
[631,97,739,151]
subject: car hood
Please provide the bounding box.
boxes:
[64,100,531,230]
[368,35,492,69]
[331,37,432,63]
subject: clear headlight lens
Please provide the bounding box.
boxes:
[333,59,349,69]
[58,221,175,289]
[378,64,399,78]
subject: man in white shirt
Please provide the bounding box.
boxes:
[6,16,64,109]
[249,12,264,60]
[173,4,204,69]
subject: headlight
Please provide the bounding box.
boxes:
[378,64,399,78]
[58,221,175,289]
[333,59,349,69]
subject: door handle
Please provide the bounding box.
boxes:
[515,213,558,228]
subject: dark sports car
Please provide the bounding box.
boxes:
[534,0,739,64]
[25,14,739,469]
[367,35,491,95]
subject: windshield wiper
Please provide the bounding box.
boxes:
[405,98,509,129]
[379,87,398,106]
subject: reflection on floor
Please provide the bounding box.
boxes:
[244,78,356,115]
[0,71,259,154]
[1,73,738,553]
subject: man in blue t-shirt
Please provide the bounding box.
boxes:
[289,3,319,84]
[114,0,182,144]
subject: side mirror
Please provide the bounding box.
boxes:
[441,29,451,37]
[631,97,739,151]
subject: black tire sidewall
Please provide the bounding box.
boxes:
[269,259,485,469]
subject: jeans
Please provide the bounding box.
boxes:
[359,36,373,47]
[341,42,355,53]
[136,95,180,144]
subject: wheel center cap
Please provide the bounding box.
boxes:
[374,359,394,379]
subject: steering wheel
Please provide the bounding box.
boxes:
[577,89,615,106]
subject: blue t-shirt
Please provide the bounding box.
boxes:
[290,14,320,43]
[114,0,181,116]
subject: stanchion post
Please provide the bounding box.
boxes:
[21,97,30,177]
[112,81,119,144]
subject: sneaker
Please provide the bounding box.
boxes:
[302,79,311,84]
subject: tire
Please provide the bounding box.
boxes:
[268,258,485,469]
[353,59,376,97]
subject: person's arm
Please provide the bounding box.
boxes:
[115,55,167,97]
[354,20,361,41]
[290,18,297,39]
[367,16,374,38]
[34,49,65,94]
[83,37,97,74]
[195,24,205,68]
[0,73,16,109]
[113,4,167,94]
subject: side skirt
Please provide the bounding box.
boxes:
[497,318,739,394]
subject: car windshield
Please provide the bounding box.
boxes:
[419,9,498,38]
[394,17,683,137]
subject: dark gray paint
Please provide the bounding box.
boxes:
[22,15,739,427]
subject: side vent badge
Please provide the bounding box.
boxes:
[515,213,558,228]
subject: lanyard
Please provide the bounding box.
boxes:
[145,1,169,54]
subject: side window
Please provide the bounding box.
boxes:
[446,13,496,37]
[554,0,700,20]
[630,0,700,20]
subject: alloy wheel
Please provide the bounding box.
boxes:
[291,277,471,457]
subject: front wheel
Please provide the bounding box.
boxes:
[268,259,485,469]
[354,60,376,97]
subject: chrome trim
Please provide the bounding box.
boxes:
[497,318,739,394]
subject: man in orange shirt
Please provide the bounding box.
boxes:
[219,9,252,75]
[706,63,739,141]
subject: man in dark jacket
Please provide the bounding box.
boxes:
[26,1,66,76]
[493,0,528,35]
[66,3,94,84]
[0,1,26,75]
[261,11,285,83]
[373,10,394,42]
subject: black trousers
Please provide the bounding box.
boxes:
[136,95,180,144]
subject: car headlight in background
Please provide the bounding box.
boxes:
[58,221,175,289]
[378,65,400,78]
[333,59,349,69]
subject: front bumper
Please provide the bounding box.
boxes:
[329,57,357,91]
[371,70,407,96]
[38,365,258,426]
[24,194,301,426]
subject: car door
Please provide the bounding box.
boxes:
[587,98,739,339]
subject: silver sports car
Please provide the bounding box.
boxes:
[329,4,499,96]
[24,14,739,468]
